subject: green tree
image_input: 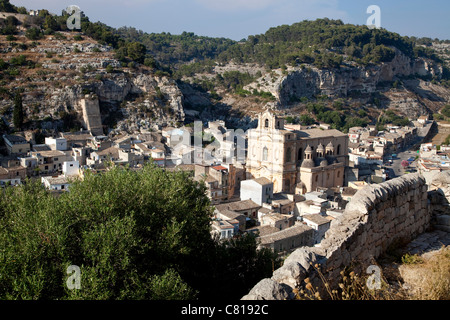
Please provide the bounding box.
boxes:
[25,27,43,40]
[105,64,114,73]
[441,105,450,118]
[0,164,278,300]
[0,0,17,13]
[127,42,146,63]
[12,93,24,129]
[43,15,58,31]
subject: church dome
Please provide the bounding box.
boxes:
[301,158,315,168]
[320,159,328,167]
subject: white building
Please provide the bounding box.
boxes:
[63,161,80,177]
[302,214,332,245]
[41,176,71,191]
[240,177,274,206]
[45,137,68,151]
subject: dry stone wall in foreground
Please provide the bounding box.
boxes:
[242,173,450,300]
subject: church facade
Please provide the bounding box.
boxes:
[246,111,349,194]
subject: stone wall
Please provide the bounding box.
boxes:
[243,173,435,300]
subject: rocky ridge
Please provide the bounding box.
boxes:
[0,32,186,135]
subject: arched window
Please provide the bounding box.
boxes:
[315,175,319,182]
[337,171,341,178]
[265,119,269,128]
[298,148,303,161]
[263,147,268,161]
[337,144,341,155]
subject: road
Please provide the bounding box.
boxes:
[385,142,419,179]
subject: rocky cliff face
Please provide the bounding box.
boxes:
[233,49,449,119]
[0,33,186,135]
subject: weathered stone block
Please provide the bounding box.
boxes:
[242,278,293,300]
[272,262,307,289]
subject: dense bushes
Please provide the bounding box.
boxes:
[0,164,279,300]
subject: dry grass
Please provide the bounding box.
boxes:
[399,246,450,300]
[294,246,450,300]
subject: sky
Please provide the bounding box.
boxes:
[11,0,450,41]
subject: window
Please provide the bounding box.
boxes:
[285,147,292,163]
[315,175,318,182]
[337,144,341,155]
[263,147,268,161]
[298,148,303,161]
[265,119,269,128]
[337,171,341,178]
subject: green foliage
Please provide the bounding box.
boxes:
[401,253,424,265]
[378,110,411,127]
[9,55,28,67]
[126,42,147,63]
[300,114,315,125]
[25,27,44,40]
[12,93,24,129]
[214,19,421,69]
[0,0,17,13]
[105,64,114,73]
[116,27,236,66]
[43,15,58,32]
[0,165,278,300]
[444,134,450,146]
[441,105,450,118]
[0,14,18,35]
[148,269,197,300]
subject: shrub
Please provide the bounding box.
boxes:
[25,27,43,40]
[105,64,114,73]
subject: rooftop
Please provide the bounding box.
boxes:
[303,214,331,226]
[252,177,273,185]
[259,224,313,245]
[42,175,70,185]
[225,199,261,212]
[32,150,66,157]
[3,135,28,145]
[296,128,347,139]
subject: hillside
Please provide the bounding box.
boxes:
[0,17,187,138]
[117,19,450,131]
[1,3,450,137]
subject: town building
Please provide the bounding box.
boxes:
[3,134,30,155]
[302,214,332,245]
[240,177,273,205]
[257,223,314,253]
[246,110,348,194]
